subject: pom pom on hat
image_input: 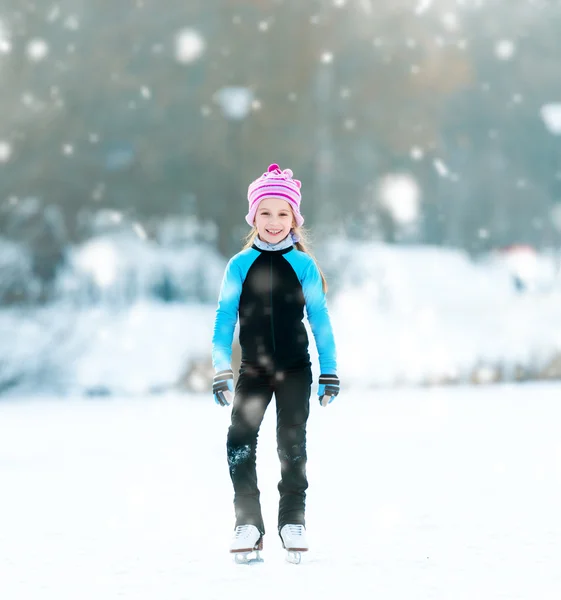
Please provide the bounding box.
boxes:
[246,163,304,227]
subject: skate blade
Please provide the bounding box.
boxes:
[233,550,264,565]
[286,550,304,564]
[232,538,264,565]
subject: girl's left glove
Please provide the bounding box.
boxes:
[318,374,340,407]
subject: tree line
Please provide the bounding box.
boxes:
[0,0,560,295]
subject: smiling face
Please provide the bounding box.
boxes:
[254,197,295,244]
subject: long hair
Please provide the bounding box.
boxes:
[242,224,328,293]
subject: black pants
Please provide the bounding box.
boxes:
[226,362,312,536]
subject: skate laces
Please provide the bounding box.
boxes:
[234,525,254,539]
[285,524,304,536]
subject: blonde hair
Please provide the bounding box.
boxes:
[242,224,328,294]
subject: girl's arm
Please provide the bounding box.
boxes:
[212,258,242,372]
[302,259,337,374]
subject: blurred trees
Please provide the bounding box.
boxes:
[0,0,560,274]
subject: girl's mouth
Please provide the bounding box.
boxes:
[266,229,283,237]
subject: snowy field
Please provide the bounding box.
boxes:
[1,384,561,600]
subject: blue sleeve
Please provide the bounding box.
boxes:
[212,257,242,372]
[301,259,337,374]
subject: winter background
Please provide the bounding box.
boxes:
[1,1,561,598]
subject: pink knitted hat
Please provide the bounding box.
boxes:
[246,163,304,227]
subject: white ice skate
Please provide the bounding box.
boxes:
[279,524,308,564]
[230,525,264,565]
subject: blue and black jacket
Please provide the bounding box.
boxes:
[212,243,337,374]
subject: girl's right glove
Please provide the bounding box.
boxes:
[318,374,340,407]
[213,368,234,407]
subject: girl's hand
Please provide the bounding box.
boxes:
[218,389,233,406]
[213,369,234,406]
[318,374,340,407]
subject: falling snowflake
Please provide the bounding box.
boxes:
[0,141,12,162]
[0,19,11,54]
[321,51,333,64]
[27,39,49,61]
[540,104,561,135]
[47,5,60,22]
[64,16,80,30]
[410,147,424,161]
[133,223,147,240]
[441,12,459,32]
[378,173,421,225]
[22,93,37,108]
[215,87,254,120]
[433,158,449,177]
[175,28,205,64]
[415,0,433,15]
[495,39,515,60]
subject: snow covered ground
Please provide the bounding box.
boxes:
[1,384,560,600]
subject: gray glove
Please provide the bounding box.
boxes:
[213,369,234,407]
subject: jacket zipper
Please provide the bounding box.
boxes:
[270,255,276,353]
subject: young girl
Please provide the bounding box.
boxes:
[211,163,340,563]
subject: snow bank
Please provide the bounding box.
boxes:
[2,242,561,396]
[324,242,561,387]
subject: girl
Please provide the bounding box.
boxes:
[211,163,340,563]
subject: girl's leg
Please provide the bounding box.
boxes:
[227,365,273,536]
[273,365,312,531]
